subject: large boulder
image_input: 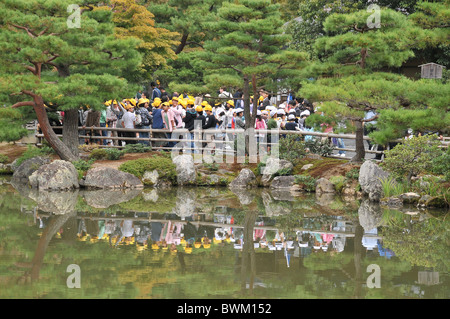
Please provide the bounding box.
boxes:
[229,168,257,189]
[315,178,335,194]
[27,188,80,215]
[81,188,142,209]
[11,156,50,184]
[270,176,296,189]
[261,157,293,186]
[358,160,390,202]
[29,160,79,190]
[172,154,196,185]
[358,199,383,232]
[83,167,143,189]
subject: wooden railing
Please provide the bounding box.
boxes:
[34,126,449,159]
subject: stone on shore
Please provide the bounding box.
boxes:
[29,160,79,190]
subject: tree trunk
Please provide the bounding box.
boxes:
[175,33,189,55]
[352,120,365,163]
[33,97,79,162]
[62,108,80,158]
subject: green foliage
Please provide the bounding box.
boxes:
[382,135,442,182]
[279,135,307,165]
[380,176,409,198]
[89,148,124,161]
[203,162,219,171]
[305,138,335,157]
[123,143,152,154]
[0,154,9,164]
[345,168,359,180]
[294,175,317,192]
[72,159,95,179]
[15,145,53,166]
[429,147,450,181]
[329,175,346,193]
[119,156,177,184]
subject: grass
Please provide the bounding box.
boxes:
[380,176,409,198]
[118,155,177,185]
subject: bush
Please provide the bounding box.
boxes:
[123,143,152,153]
[15,145,54,166]
[0,154,9,164]
[345,168,359,180]
[305,138,335,157]
[294,175,317,192]
[119,156,177,184]
[279,135,307,164]
[380,176,409,198]
[430,147,450,181]
[89,148,124,160]
[329,175,346,193]
[382,135,441,183]
[72,159,95,179]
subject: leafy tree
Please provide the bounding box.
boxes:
[193,0,307,136]
[0,0,142,160]
[98,0,179,81]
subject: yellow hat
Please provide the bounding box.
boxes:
[227,100,234,107]
[104,100,112,106]
[137,98,149,106]
[172,96,179,101]
[195,105,203,112]
[201,101,209,107]
[179,99,187,108]
[152,98,161,107]
[161,102,170,107]
[204,105,213,112]
[128,98,137,106]
[187,98,195,105]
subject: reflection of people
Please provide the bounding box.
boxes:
[362,228,378,251]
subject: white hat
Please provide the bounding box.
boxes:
[277,109,285,115]
[257,110,262,116]
[234,108,244,114]
[270,110,277,117]
[300,110,310,117]
[288,114,296,120]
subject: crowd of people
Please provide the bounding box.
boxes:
[75,84,330,153]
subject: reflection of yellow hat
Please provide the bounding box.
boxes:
[180,238,186,246]
[194,242,201,249]
[227,100,234,107]
[152,98,161,107]
[213,238,222,244]
[136,245,147,252]
[203,244,211,249]
[195,105,203,112]
[204,105,212,112]
[184,247,192,254]
[152,244,160,250]
[162,246,168,252]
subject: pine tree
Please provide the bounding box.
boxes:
[0,0,142,160]
[298,7,448,162]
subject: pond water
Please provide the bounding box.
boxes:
[0,178,448,299]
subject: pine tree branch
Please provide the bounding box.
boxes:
[9,24,37,38]
[11,101,35,108]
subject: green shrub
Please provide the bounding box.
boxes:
[89,148,108,160]
[329,175,346,193]
[279,135,307,164]
[345,168,359,180]
[15,145,54,166]
[305,138,335,157]
[380,176,409,198]
[0,154,9,164]
[430,147,450,181]
[294,175,317,192]
[123,143,152,153]
[72,159,95,179]
[382,135,441,183]
[105,148,125,160]
[119,156,177,184]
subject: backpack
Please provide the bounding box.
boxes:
[135,109,142,126]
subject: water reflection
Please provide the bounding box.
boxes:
[0,181,448,299]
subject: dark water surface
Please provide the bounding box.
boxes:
[0,179,448,299]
